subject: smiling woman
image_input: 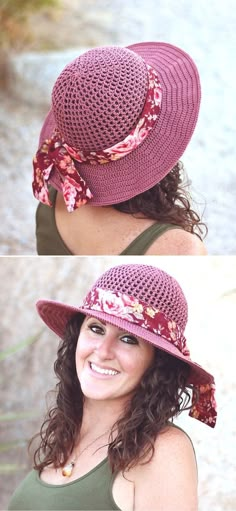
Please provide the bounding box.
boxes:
[76,318,155,402]
[8,264,217,511]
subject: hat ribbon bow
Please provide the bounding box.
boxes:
[32,129,93,212]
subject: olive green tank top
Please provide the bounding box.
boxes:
[36,188,181,255]
[8,425,195,511]
[8,457,121,511]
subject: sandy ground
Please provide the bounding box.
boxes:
[0,0,236,255]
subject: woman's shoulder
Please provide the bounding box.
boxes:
[145,228,207,255]
[142,423,196,468]
[132,424,198,511]
[153,423,196,456]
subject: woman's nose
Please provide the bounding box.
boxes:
[94,335,115,359]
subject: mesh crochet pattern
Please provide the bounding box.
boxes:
[89,264,188,330]
[52,46,148,152]
[40,42,201,206]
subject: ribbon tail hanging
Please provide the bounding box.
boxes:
[61,174,93,212]
[32,158,54,207]
[189,382,217,428]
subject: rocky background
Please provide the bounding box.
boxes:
[0,255,236,510]
[0,0,236,254]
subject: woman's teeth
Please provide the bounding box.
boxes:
[90,362,119,376]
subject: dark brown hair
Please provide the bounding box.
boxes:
[30,314,197,473]
[114,162,207,239]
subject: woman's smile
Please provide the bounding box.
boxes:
[75,316,155,402]
[89,361,120,377]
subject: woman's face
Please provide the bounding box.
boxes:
[75,316,155,403]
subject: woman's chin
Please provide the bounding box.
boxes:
[80,385,114,401]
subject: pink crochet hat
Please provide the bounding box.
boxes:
[33,42,201,210]
[37,264,216,428]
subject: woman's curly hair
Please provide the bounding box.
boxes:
[30,314,198,474]
[114,161,207,239]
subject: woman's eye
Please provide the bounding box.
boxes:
[121,335,139,345]
[89,324,104,335]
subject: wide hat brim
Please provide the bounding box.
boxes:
[38,42,201,206]
[37,298,214,387]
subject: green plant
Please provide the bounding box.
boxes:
[0,330,43,473]
[0,440,27,452]
[0,463,27,474]
[0,411,40,422]
[0,331,43,361]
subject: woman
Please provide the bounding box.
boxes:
[33,42,207,255]
[8,264,216,510]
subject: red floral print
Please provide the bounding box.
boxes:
[83,287,189,353]
[32,133,93,212]
[189,383,217,428]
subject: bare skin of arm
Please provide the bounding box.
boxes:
[145,228,207,255]
[133,426,198,511]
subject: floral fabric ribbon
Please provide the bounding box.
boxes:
[32,65,162,212]
[32,132,94,212]
[83,287,189,354]
[82,287,217,428]
[189,383,217,428]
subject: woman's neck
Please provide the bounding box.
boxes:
[80,397,128,439]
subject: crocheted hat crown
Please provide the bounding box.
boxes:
[88,264,188,331]
[52,46,148,152]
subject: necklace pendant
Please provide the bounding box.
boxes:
[62,461,75,477]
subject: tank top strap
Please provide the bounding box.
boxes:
[120,222,182,255]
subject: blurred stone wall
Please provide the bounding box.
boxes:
[0,256,236,510]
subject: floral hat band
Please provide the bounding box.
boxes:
[83,287,189,355]
[81,287,217,428]
[32,65,162,212]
